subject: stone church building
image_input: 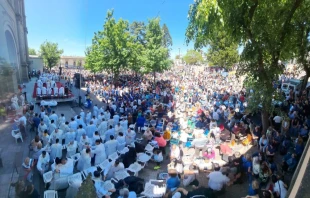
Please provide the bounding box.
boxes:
[0,0,29,101]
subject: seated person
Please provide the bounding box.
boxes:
[93,171,116,198]
[114,176,144,194]
[173,180,216,198]
[166,170,180,192]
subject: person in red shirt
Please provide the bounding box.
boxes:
[154,132,167,156]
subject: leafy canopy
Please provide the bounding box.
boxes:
[183,50,203,65]
[28,48,37,55]
[142,18,172,77]
[39,41,63,70]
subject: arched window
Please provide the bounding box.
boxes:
[5,30,18,67]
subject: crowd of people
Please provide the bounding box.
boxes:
[11,65,310,198]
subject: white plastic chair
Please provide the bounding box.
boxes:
[42,87,47,95]
[43,171,53,188]
[118,146,129,155]
[126,162,142,176]
[114,169,129,181]
[11,130,23,143]
[53,87,58,96]
[108,152,119,161]
[68,173,83,186]
[44,190,58,198]
[69,153,81,164]
[98,159,110,172]
[59,87,64,96]
[144,144,154,153]
[37,87,42,96]
[117,142,126,152]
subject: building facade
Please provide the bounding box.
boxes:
[29,55,43,72]
[0,0,29,100]
[59,56,85,68]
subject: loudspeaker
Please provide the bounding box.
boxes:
[65,87,69,94]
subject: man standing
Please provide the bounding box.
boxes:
[92,139,107,165]
[105,135,118,156]
[36,151,50,176]
[86,121,97,139]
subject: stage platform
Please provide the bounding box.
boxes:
[33,82,75,104]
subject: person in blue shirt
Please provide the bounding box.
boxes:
[282,153,298,173]
[136,115,146,133]
[166,171,180,191]
[32,113,41,132]
[242,154,252,183]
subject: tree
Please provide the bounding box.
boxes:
[39,41,63,70]
[28,48,36,55]
[86,10,133,82]
[183,50,203,65]
[205,29,239,69]
[162,24,173,48]
[76,174,96,198]
[84,46,102,74]
[130,21,146,46]
[285,1,310,91]
[143,18,171,84]
[186,0,304,132]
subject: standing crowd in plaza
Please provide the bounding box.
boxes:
[11,65,310,198]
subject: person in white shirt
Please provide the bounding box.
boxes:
[49,119,57,134]
[212,111,219,121]
[98,118,108,136]
[93,171,116,197]
[77,148,91,171]
[55,158,74,177]
[58,114,66,127]
[80,110,85,123]
[108,118,114,128]
[42,130,50,146]
[36,151,50,175]
[120,118,128,134]
[76,125,86,142]
[86,110,92,125]
[65,129,76,145]
[86,121,97,138]
[16,115,27,126]
[76,115,86,128]
[126,128,136,145]
[49,128,63,144]
[66,141,78,158]
[272,175,287,198]
[104,159,124,180]
[113,113,120,126]
[105,135,118,156]
[91,116,98,126]
[207,164,231,192]
[69,117,78,130]
[92,139,107,165]
[104,110,111,122]
[93,104,99,118]
[79,134,91,152]
[92,131,101,145]
[50,139,63,161]
[49,111,58,124]
[38,121,47,138]
[43,114,50,128]
[60,121,70,133]
[115,123,123,134]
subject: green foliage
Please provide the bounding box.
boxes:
[130,21,146,46]
[183,50,203,65]
[84,46,102,73]
[186,0,304,130]
[39,41,63,70]
[28,48,36,55]
[86,10,133,81]
[76,174,96,198]
[205,29,239,68]
[162,24,173,48]
[142,18,172,81]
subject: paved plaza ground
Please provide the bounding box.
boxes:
[0,77,295,198]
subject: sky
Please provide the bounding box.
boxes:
[25,0,195,59]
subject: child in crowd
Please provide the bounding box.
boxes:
[153,149,163,170]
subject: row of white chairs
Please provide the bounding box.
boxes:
[36,87,65,96]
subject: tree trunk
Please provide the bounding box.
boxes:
[153,71,156,88]
[261,109,269,134]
